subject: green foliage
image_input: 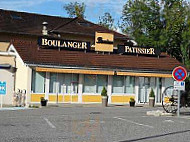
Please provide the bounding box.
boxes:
[64,2,86,18]
[121,0,190,66]
[130,97,135,102]
[185,75,190,92]
[98,12,115,30]
[101,87,107,97]
[149,88,155,98]
[121,0,162,47]
[40,97,45,101]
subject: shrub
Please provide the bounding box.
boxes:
[130,97,135,102]
[101,87,107,97]
[149,88,155,98]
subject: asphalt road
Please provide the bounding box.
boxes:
[0,105,190,142]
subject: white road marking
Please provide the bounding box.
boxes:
[113,117,154,128]
[180,117,190,120]
[163,120,174,123]
[43,117,56,129]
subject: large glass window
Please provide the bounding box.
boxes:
[112,76,135,94]
[125,76,135,93]
[31,70,45,93]
[49,73,57,93]
[112,76,124,93]
[97,75,107,93]
[49,73,79,94]
[83,75,108,93]
[83,75,96,93]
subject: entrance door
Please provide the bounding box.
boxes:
[138,77,151,103]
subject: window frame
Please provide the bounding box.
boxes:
[112,76,135,95]
[83,75,108,94]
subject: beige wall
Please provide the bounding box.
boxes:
[0,69,14,105]
[0,42,10,52]
[0,56,15,66]
[15,56,32,106]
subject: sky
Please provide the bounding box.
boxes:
[0,0,126,26]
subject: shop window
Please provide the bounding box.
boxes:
[31,71,45,93]
[83,75,96,93]
[63,74,78,94]
[49,73,79,94]
[83,75,108,93]
[97,75,108,93]
[125,76,135,93]
[112,76,124,93]
[49,73,57,93]
[112,76,135,94]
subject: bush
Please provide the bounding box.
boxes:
[130,97,135,102]
[101,87,107,97]
[149,88,155,98]
[40,97,45,101]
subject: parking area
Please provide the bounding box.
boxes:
[0,105,190,142]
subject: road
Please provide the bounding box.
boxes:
[0,105,190,142]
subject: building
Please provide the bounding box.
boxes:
[0,9,184,106]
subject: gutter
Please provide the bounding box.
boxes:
[26,63,172,75]
[0,52,16,56]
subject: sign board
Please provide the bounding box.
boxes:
[172,66,187,81]
[0,81,6,95]
[174,81,185,91]
[95,32,114,52]
[38,36,91,50]
[117,45,161,56]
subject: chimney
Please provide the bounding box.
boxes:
[42,22,48,35]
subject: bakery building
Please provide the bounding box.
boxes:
[0,9,184,106]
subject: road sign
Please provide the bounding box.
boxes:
[0,81,6,95]
[174,81,185,91]
[172,66,187,81]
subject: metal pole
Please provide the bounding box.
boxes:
[177,90,180,117]
[1,95,2,108]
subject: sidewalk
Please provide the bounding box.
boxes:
[0,107,32,111]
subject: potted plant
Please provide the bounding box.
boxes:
[101,87,108,107]
[129,97,135,107]
[149,88,155,107]
[40,97,48,106]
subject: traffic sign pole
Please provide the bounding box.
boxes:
[177,90,180,117]
[172,66,187,117]
[0,95,2,108]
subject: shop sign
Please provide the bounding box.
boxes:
[38,37,91,50]
[95,32,114,52]
[117,45,161,56]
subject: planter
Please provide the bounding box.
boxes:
[129,101,135,107]
[149,97,155,107]
[102,96,108,107]
[41,100,48,106]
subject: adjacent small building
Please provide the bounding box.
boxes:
[0,9,185,106]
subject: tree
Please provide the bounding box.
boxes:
[63,2,86,18]
[98,12,115,30]
[121,0,162,48]
[121,0,190,66]
[161,0,190,64]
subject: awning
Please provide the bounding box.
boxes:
[117,72,172,78]
[35,67,115,75]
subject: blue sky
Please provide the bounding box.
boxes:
[0,0,126,25]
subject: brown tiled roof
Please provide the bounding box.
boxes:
[11,39,183,73]
[0,9,128,40]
